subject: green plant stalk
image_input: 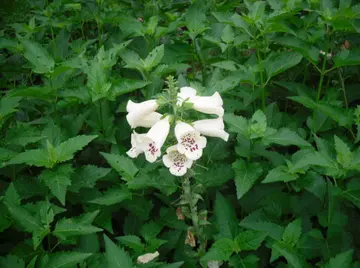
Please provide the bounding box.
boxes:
[49,17,57,59]
[193,38,206,83]
[337,68,348,108]
[182,177,206,256]
[256,48,266,110]
[317,37,329,101]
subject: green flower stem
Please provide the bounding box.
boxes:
[182,176,206,256]
[193,37,206,83]
[256,47,266,111]
[337,68,348,108]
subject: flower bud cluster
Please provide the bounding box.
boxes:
[126,85,228,176]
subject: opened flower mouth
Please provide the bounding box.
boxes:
[163,145,193,176]
[175,121,207,160]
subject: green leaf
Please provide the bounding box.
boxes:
[0,96,22,122]
[234,230,267,252]
[250,110,267,139]
[7,149,52,168]
[4,201,42,232]
[32,227,50,250]
[343,178,360,209]
[214,192,238,239]
[201,238,234,261]
[240,210,284,240]
[221,25,234,44]
[334,136,353,168]
[53,211,102,240]
[264,52,303,80]
[276,36,319,63]
[100,152,138,181]
[272,242,309,268]
[262,165,298,183]
[89,186,131,206]
[127,169,177,196]
[70,165,111,192]
[104,234,132,268]
[43,252,92,268]
[282,219,302,247]
[110,79,150,100]
[233,159,263,199]
[185,2,207,35]
[143,44,164,71]
[262,128,310,147]
[3,183,21,205]
[324,249,354,268]
[116,235,144,252]
[39,164,73,206]
[78,233,100,253]
[120,49,144,71]
[55,135,98,163]
[211,61,237,71]
[0,255,25,268]
[21,39,55,74]
[333,49,360,67]
[224,114,249,137]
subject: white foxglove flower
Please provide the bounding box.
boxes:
[193,118,229,142]
[175,121,207,160]
[177,86,197,106]
[126,99,159,128]
[191,92,224,117]
[126,131,147,158]
[137,251,159,264]
[163,145,193,176]
[132,112,162,128]
[140,116,170,163]
[177,88,224,117]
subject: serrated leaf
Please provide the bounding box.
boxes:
[55,135,97,163]
[143,44,164,71]
[282,219,302,247]
[201,238,234,261]
[240,210,284,240]
[4,183,21,205]
[214,192,238,240]
[0,255,25,268]
[185,2,207,35]
[263,128,310,147]
[100,152,138,181]
[104,234,132,268]
[110,79,150,100]
[39,164,73,206]
[127,169,177,196]
[334,136,353,168]
[8,149,52,167]
[324,249,353,268]
[333,49,360,67]
[4,201,42,232]
[44,252,92,268]
[32,227,50,250]
[21,39,54,74]
[70,165,111,192]
[89,186,131,206]
[53,212,102,240]
[233,159,263,199]
[224,114,249,137]
[140,221,163,242]
[272,242,309,268]
[234,230,267,252]
[262,165,298,183]
[116,235,144,252]
[264,52,303,80]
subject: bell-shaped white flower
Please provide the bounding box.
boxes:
[126,131,147,158]
[177,86,197,106]
[137,251,159,264]
[131,112,162,128]
[193,118,229,142]
[191,92,224,117]
[126,99,159,128]
[175,121,207,160]
[139,116,170,163]
[163,145,193,176]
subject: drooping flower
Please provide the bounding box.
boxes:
[162,145,193,176]
[175,121,206,160]
[139,116,170,163]
[126,131,147,158]
[177,87,224,117]
[193,118,229,142]
[132,112,162,128]
[126,99,159,128]
[137,251,159,264]
[177,86,197,106]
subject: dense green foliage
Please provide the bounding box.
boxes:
[1,0,360,267]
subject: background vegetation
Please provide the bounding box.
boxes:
[1,0,360,267]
